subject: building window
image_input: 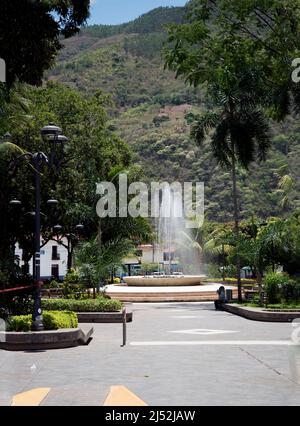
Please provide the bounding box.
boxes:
[52,246,60,261]
[51,265,59,280]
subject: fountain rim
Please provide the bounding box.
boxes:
[123,275,206,287]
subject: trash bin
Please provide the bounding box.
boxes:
[226,289,233,302]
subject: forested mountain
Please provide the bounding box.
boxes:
[46,6,300,222]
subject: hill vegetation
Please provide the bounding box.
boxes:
[47,6,300,222]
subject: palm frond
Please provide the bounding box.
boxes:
[278,174,293,191]
[211,119,232,167]
[191,111,221,146]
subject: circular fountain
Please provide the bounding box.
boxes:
[124,274,205,287]
[124,185,206,287]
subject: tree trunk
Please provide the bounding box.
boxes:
[222,244,226,281]
[256,269,263,305]
[231,145,242,302]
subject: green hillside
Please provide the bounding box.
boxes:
[46,6,300,222]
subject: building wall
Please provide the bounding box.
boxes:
[16,239,68,280]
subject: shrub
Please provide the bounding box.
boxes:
[281,279,300,303]
[41,297,123,313]
[263,273,289,304]
[61,282,86,300]
[294,282,300,302]
[8,311,78,332]
[8,315,32,332]
[43,311,78,330]
[64,269,80,285]
[43,280,62,289]
[59,269,87,300]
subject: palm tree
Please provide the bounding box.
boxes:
[190,70,271,301]
[76,236,134,298]
[204,225,232,281]
[277,174,294,212]
[257,219,293,274]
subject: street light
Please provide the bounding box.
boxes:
[0,132,12,144]
[47,199,59,206]
[0,132,12,145]
[12,124,68,331]
[53,224,63,234]
[9,199,22,207]
[41,124,62,140]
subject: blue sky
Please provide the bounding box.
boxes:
[88,0,187,25]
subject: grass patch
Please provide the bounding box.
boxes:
[41,297,123,313]
[234,302,300,310]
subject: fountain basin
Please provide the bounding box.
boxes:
[124,275,205,287]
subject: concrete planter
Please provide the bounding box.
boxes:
[223,303,300,322]
[0,327,93,351]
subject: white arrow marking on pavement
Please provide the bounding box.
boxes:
[169,329,239,335]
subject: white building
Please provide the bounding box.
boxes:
[15,242,179,281]
[123,244,178,276]
[16,239,68,281]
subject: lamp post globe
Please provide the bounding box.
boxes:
[53,225,63,235]
[41,124,62,141]
[9,199,22,207]
[47,199,59,206]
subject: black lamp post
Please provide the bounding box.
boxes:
[11,124,68,331]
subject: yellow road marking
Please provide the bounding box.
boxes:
[11,388,50,406]
[103,386,148,406]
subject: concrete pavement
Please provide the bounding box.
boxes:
[1,302,300,406]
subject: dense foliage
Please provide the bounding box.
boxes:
[8,310,78,332]
[47,6,300,223]
[41,297,123,313]
[0,0,90,87]
[81,7,185,39]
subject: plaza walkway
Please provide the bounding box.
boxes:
[1,302,300,406]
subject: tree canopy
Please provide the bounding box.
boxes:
[0,0,90,87]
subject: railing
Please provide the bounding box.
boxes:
[0,285,33,294]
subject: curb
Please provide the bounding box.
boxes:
[223,303,300,322]
[0,327,93,351]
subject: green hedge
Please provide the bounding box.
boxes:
[41,297,123,313]
[8,315,32,332]
[8,311,78,332]
[43,311,78,330]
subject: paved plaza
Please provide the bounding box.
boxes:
[1,302,300,406]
